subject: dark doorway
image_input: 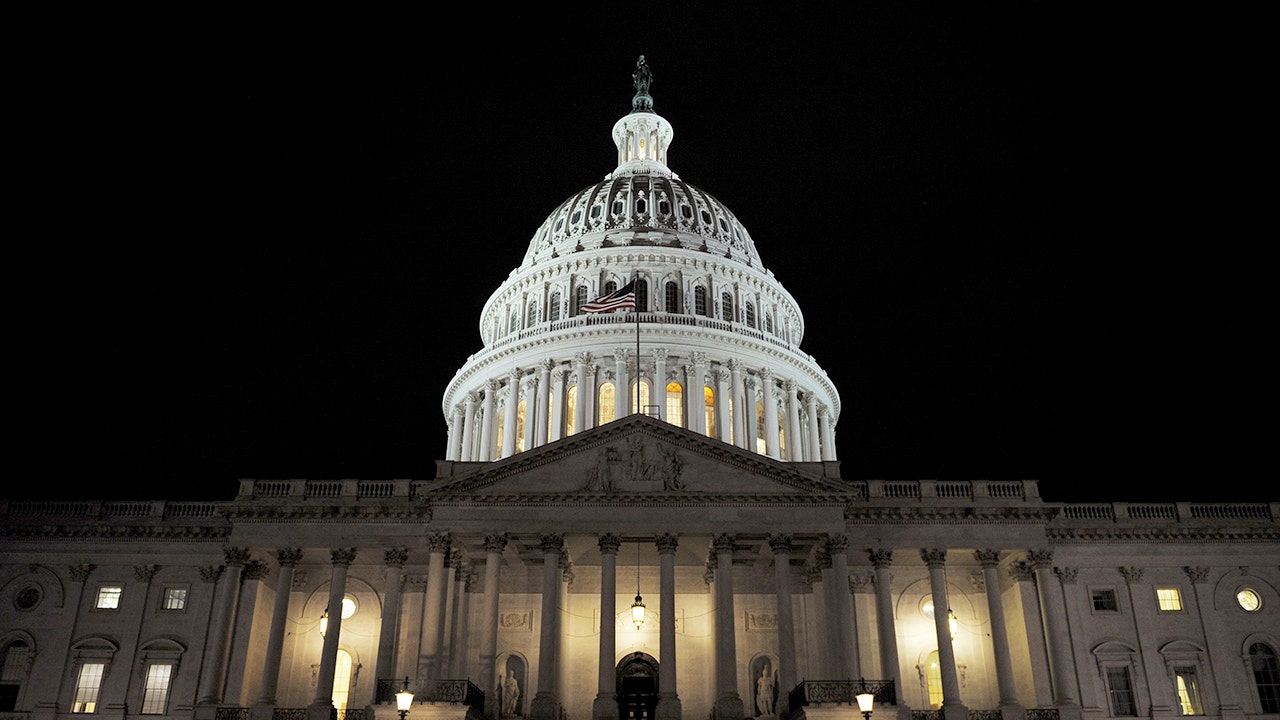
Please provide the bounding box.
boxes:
[616,651,658,720]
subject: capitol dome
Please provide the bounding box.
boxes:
[442,56,840,464]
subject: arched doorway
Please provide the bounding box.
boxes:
[616,652,658,720]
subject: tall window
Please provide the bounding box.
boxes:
[721,292,734,321]
[516,399,527,452]
[72,663,105,713]
[604,280,617,296]
[333,649,353,712]
[549,292,561,322]
[925,650,943,709]
[575,286,588,315]
[632,380,652,416]
[598,383,616,424]
[1252,643,1280,713]
[745,301,756,328]
[664,281,679,313]
[141,663,173,714]
[566,386,578,435]
[636,278,649,312]
[509,310,517,335]
[1105,666,1138,716]
[526,303,538,328]
[764,313,773,335]
[1175,667,1203,715]
[0,641,31,712]
[95,586,122,609]
[694,286,708,316]
[756,401,767,454]
[704,386,716,438]
[665,382,683,426]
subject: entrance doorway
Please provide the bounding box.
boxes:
[616,652,658,720]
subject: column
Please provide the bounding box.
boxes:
[536,359,553,447]
[550,368,568,442]
[769,534,798,717]
[784,379,802,461]
[531,533,565,720]
[713,534,745,719]
[682,363,699,433]
[480,379,498,461]
[691,353,708,435]
[656,533,683,720]
[372,547,409,688]
[714,368,731,443]
[310,548,357,720]
[419,533,452,684]
[574,352,590,433]
[975,550,1023,717]
[614,348,631,418]
[869,550,906,708]
[480,533,508,720]
[445,416,459,461]
[461,392,478,461]
[502,369,521,458]
[818,406,836,461]
[254,548,302,714]
[761,369,780,458]
[827,535,859,679]
[198,547,249,704]
[743,376,760,453]
[922,549,968,720]
[447,550,468,677]
[523,375,539,451]
[1029,549,1080,712]
[594,534,621,720]
[805,391,821,461]
[729,360,747,449]
[652,348,669,421]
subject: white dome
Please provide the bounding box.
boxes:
[442,57,840,466]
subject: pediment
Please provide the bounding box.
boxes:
[425,414,853,498]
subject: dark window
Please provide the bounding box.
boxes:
[549,292,561,322]
[664,282,679,313]
[1252,643,1280,713]
[574,286,588,316]
[694,286,707,316]
[636,279,649,312]
[1106,666,1138,716]
[745,302,756,328]
[721,292,733,322]
[1092,589,1119,612]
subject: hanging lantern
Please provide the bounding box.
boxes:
[631,593,646,629]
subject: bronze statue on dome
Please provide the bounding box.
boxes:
[633,55,653,94]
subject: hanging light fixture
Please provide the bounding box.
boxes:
[947,608,958,640]
[319,608,329,636]
[630,541,646,630]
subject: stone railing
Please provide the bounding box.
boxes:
[788,678,896,709]
[376,677,484,707]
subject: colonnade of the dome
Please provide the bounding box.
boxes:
[444,348,837,463]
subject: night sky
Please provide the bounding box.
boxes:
[9,6,1271,505]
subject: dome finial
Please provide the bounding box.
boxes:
[631,55,654,113]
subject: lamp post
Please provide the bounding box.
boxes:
[395,677,414,720]
[856,678,875,720]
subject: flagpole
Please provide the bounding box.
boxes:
[634,272,640,416]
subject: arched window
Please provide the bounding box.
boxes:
[526,302,538,327]
[598,382,616,425]
[1252,643,1280,713]
[0,640,32,712]
[721,292,734,322]
[636,278,649,312]
[764,313,773,335]
[664,281,679,313]
[509,310,517,335]
[925,650,943,709]
[516,399,527,452]
[745,302,756,328]
[756,401,767,455]
[574,286,588,316]
[694,286,708,317]
[704,386,716,438]
[333,649,353,712]
[666,382,684,427]
[549,292,561,322]
[565,386,578,435]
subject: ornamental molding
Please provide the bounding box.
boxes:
[1046,527,1280,543]
[0,524,231,541]
[844,506,1057,524]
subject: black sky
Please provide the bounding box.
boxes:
[9,6,1273,505]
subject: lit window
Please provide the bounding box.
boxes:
[1175,667,1203,715]
[1237,588,1262,612]
[566,386,578,435]
[72,662,105,713]
[161,587,187,611]
[141,663,173,714]
[665,382,683,426]
[1157,588,1183,612]
[598,383,616,425]
[1091,588,1119,613]
[95,586,122,610]
[1105,666,1138,716]
[704,386,716,438]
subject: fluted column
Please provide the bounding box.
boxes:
[975,550,1023,716]
[574,352,590,434]
[805,391,821,461]
[1029,549,1080,709]
[869,550,905,707]
[593,534,621,720]
[480,380,498,461]
[922,549,967,720]
[614,348,631,418]
[253,548,301,712]
[536,359,552,447]
[761,369,780,458]
[743,376,760,453]
[445,416,459,461]
[714,368,731,443]
[461,392,478,461]
[652,349,669,422]
[784,379,802,461]
[769,534,797,716]
[656,533,682,720]
[419,534,452,684]
[480,533,508,720]
[531,533,565,720]
[199,547,249,704]
[682,363,698,433]
[818,406,836,461]
[729,360,747,449]
[713,534,745,719]
[310,548,356,719]
[375,547,409,687]
[827,535,859,679]
[691,353,708,435]
[502,369,521,458]
[550,368,568,442]
[447,549,468,677]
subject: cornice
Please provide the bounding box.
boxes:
[427,492,853,508]
[225,504,434,523]
[0,524,231,541]
[1047,527,1280,543]
[844,506,1059,524]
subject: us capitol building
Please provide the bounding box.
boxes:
[1,57,1277,720]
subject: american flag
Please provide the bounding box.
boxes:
[581,281,637,313]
